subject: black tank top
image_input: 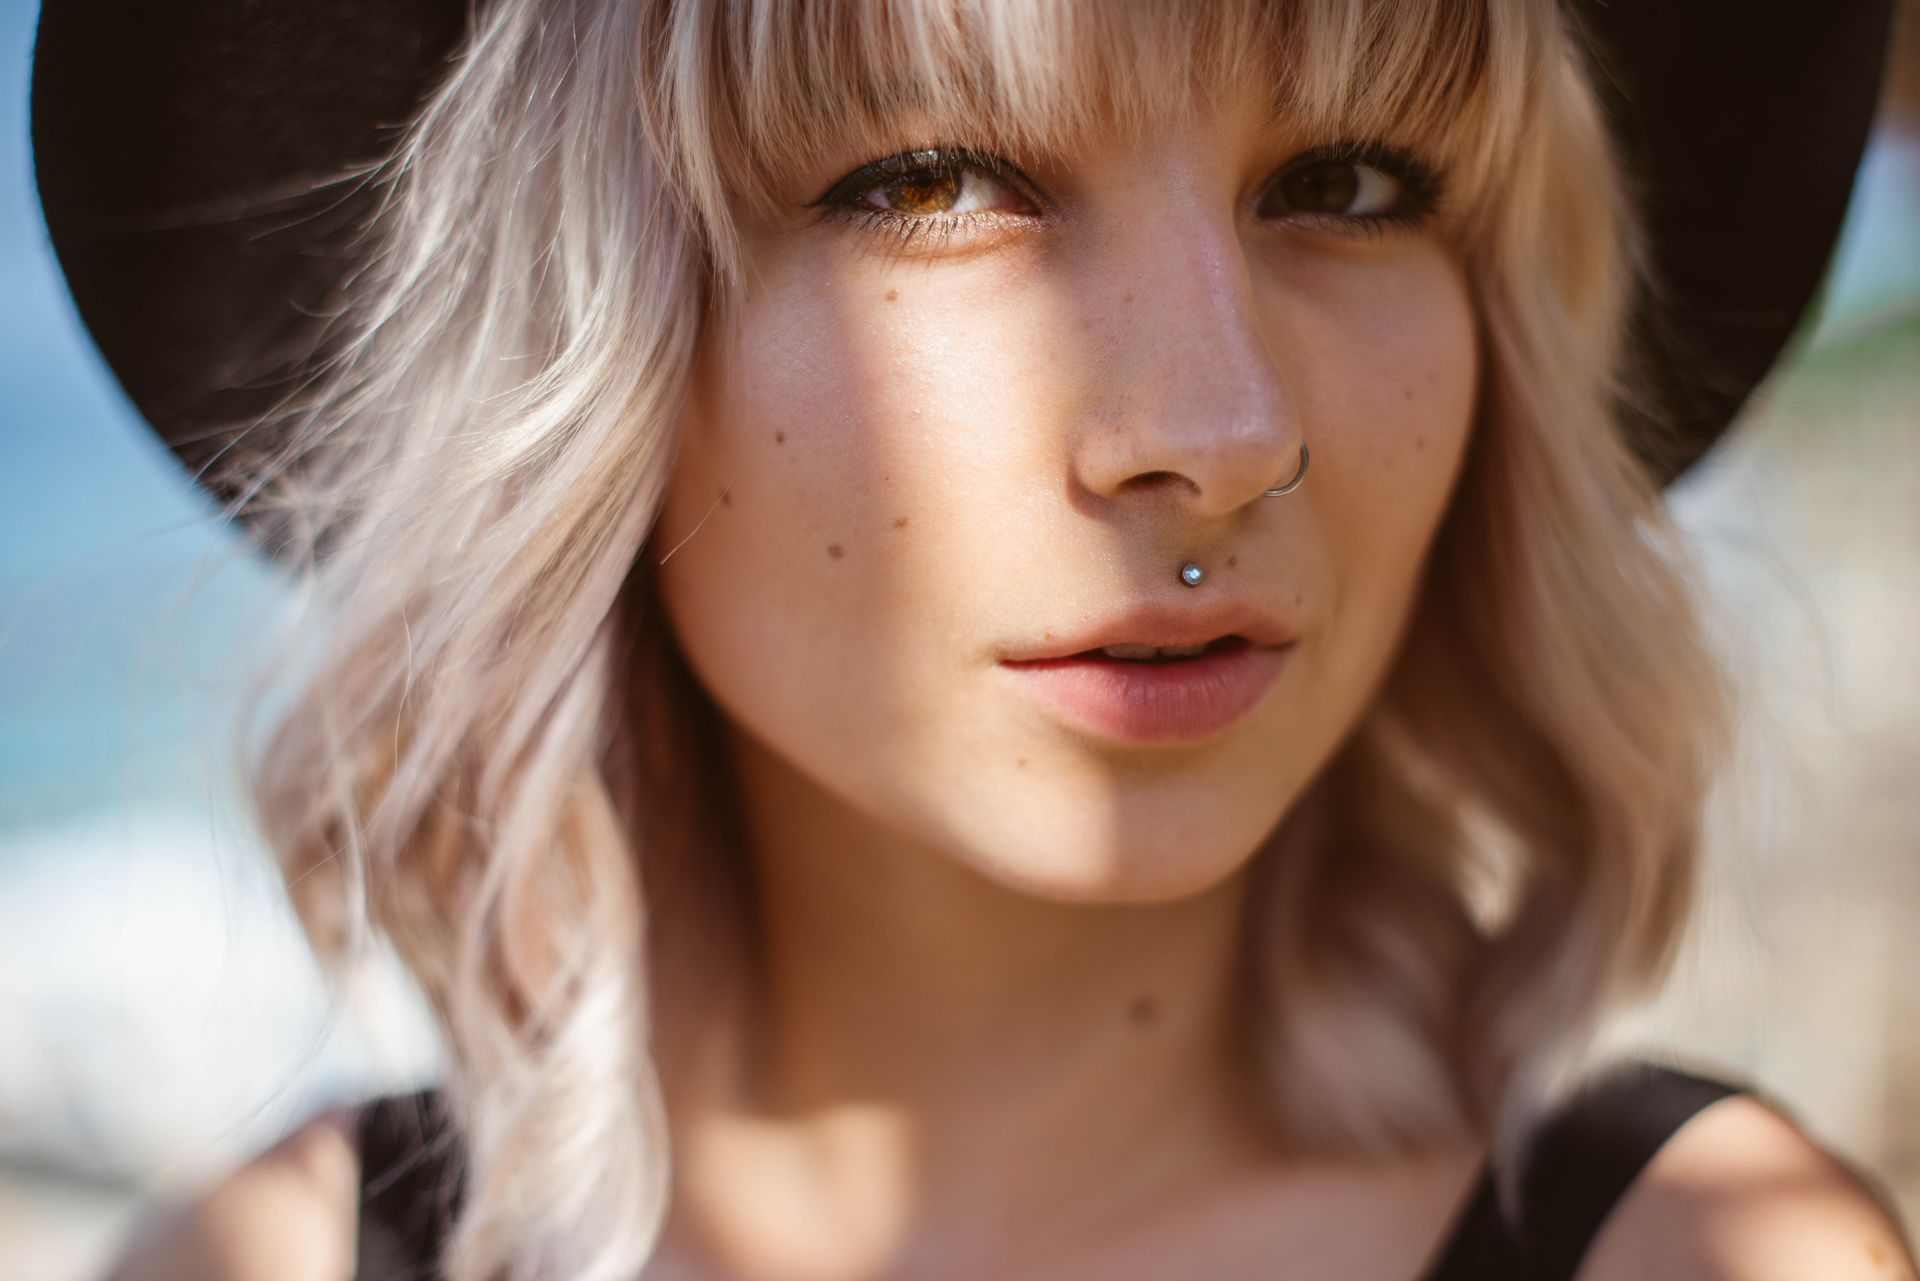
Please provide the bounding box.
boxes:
[353,1059,1745,1280]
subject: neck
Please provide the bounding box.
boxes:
[664,725,1282,1279]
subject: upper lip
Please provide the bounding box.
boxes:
[999,599,1299,662]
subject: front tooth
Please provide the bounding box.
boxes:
[1100,642,1208,659]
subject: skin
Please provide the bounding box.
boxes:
[645,83,1479,1277]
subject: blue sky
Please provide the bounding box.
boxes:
[0,0,278,828]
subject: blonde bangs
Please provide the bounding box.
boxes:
[642,0,1543,283]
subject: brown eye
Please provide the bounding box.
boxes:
[859,159,1026,219]
[809,146,1046,252]
[1260,158,1407,220]
[877,167,964,216]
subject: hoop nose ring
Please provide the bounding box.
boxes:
[1262,443,1310,498]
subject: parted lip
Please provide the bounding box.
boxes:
[998,600,1299,663]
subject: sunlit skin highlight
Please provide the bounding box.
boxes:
[649,84,1481,1278]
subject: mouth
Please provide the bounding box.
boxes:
[1070,635,1250,663]
[998,633,1293,745]
[1000,600,1299,665]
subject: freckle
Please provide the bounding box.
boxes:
[1122,291,1133,304]
[775,431,786,445]
[892,516,909,529]
[885,289,900,302]
[718,486,732,506]
[1404,387,1414,400]
[1867,1243,1886,1264]
[1293,591,1302,607]
[1226,555,1238,569]
[1043,631,1054,641]
[1416,436,1427,452]
[1016,758,1028,769]
[827,544,844,560]
[1126,995,1159,1026]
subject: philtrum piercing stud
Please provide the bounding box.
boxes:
[1263,442,1310,498]
[1180,563,1205,587]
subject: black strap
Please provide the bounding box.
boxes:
[355,1088,466,1281]
[1422,1060,1746,1280]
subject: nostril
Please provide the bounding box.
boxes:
[1122,470,1192,491]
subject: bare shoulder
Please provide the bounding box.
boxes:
[101,1108,361,1281]
[1577,1093,1919,1281]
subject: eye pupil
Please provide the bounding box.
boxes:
[882,167,962,215]
[1279,160,1359,214]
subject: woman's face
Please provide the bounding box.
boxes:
[654,88,1477,904]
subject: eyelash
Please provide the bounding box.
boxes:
[805,144,1036,253]
[1283,140,1443,239]
[804,139,1443,253]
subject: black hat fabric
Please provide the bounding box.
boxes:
[32,0,465,504]
[30,0,1899,506]
[1577,1,1899,481]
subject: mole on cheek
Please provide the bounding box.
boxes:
[827,544,845,560]
[718,486,732,506]
[775,431,786,445]
[1226,555,1237,569]
[1126,995,1159,1027]
[891,516,909,529]
[885,289,899,302]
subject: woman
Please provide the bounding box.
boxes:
[32,0,1916,1278]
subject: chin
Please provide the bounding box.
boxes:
[924,776,1289,907]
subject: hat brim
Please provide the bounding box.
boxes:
[29,0,1897,511]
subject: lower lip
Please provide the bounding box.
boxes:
[997,639,1294,746]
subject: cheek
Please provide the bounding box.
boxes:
[1320,254,1472,529]
[1293,251,1475,494]
[649,273,1004,763]
[1277,250,1478,684]
[653,301,869,746]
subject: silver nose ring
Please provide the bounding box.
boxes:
[1263,443,1310,498]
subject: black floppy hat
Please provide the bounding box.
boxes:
[30,0,1899,513]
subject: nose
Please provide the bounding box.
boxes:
[1069,197,1305,520]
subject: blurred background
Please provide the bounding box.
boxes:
[2,0,1917,1276]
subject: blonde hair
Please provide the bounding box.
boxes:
[229,1,1730,1277]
